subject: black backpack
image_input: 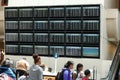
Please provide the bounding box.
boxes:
[56,69,70,80]
[56,71,64,80]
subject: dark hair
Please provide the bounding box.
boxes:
[33,54,40,64]
[84,69,90,76]
[76,63,83,71]
[48,67,52,72]
[40,64,45,71]
[24,71,29,76]
[64,61,73,68]
[1,59,11,67]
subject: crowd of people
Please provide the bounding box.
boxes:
[0,50,92,80]
[0,49,92,80]
[16,54,91,80]
[58,61,91,80]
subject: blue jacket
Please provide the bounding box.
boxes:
[0,67,16,79]
[63,68,72,80]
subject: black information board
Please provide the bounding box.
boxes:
[5,5,100,58]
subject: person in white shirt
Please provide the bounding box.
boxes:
[73,63,84,80]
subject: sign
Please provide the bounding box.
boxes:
[54,53,59,59]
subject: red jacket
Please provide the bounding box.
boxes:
[82,77,88,80]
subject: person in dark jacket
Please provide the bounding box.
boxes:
[0,59,16,80]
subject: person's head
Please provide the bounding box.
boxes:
[48,67,52,72]
[76,63,83,72]
[1,59,11,67]
[84,69,91,78]
[32,53,41,65]
[64,61,74,69]
[5,58,10,60]
[40,64,45,71]
[23,57,26,60]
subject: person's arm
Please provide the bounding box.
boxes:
[63,70,69,80]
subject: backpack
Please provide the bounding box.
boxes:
[55,69,70,80]
[56,71,63,80]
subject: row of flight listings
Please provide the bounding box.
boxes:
[6,33,99,44]
[5,6,100,18]
[6,45,99,57]
[5,20,99,31]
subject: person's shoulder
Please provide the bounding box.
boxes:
[38,66,43,71]
[31,65,42,70]
[63,69,69,73]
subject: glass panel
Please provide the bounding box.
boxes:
[66,7,81,17]
[83,34,99,44]
[6,33,18,41]
[83,6,99,17]
[50,7,64,17]
[34,21,48,30]
[20,33,33,42]
[34,33,48,42]
[66,46,81,56]
[66,20,81,30]
[50,21,64,30]
[66,34,81,43]
[50,33,64,43]
[5,9,18,18]
[6,45,18,53]
[34,8,48,17]
[83,47,99,57]
[35,46,48,55]
[20,45,33,54]
[5,21,18,30]
[50,46,64,55]
[83,20,99,31]
[19,21,33,30]
[19,8,33,17]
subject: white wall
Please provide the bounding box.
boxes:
[8,0,104,6]
[106,9,119,41]
[100,5,108,60]
[8,0,120,9]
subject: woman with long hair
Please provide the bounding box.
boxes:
[63,61,74,80]
[29,54,43,80]
[73,63,84,80]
